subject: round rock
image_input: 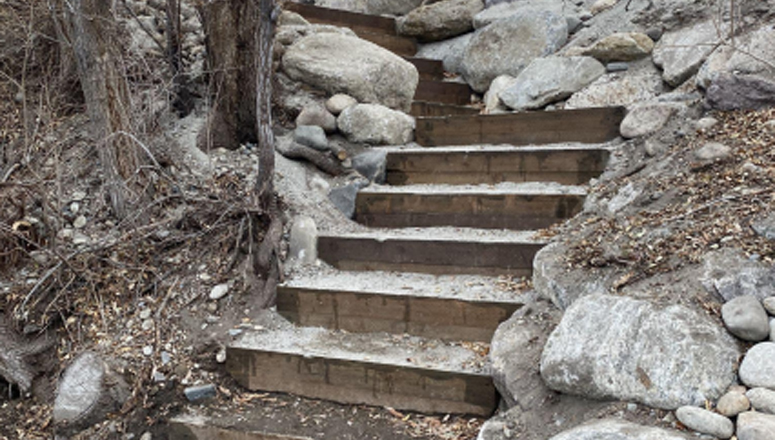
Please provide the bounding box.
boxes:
[296,105,337,134]
[746,387,775,415]
[694,141,731,162]
[675,406,734,439]
[736,411,775,440]
[722,295,770,341]
[325,94,357,115]
[716,389,750,417]
[293,125,329,151]
[763,297,775,315]
[740,342,775,389]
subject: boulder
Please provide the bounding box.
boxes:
[337,104,415,145]
[740,342,775,389]
[499,56,605,110]
[275,24,356,48]
[325,94,358,116]
[328,181,367,219]
[753,213,775,241]
[293,125,329,151]
[581,32,655,62]
[398,0,483,42]
[416,32,473,74]
[747,388,775,415]
[619,102,680,138]
[589,0,616,15]
[540,294,740,409]
[701,249,775,302]
[365,0,424,15]
[288,215,318,266]
[652,19,720,87]
[705,73,775,111]
[283,33,419,111]
[473,0,567,29]
[460,9,568,92]
[314,0,367,13]
[737,411,775,440]
[722,295,770,341]
[483,75,517,113]
[53,351,130,433]
[296,104,337,134]
[675,406,734,439]
[352,150,388,184]
[547,419,691,440]
[565,64,664,109]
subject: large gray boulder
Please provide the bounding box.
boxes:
[416,32,473,74]
[565,63,664,109]
[540,294,740,409]
[547,419,691,440]
[337,104,415,145]
[366,0,424,15]
[460,9,568,92]
[652,19,720,87]
[499,56,605,110]
[700,249,775,302]
[398,0,483,42]
[283,33,419,112]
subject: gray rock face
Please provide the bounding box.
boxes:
[498,56,605,110]
[54,351,129,432]
[737,411,775,440]
[289,215,318,266]
[294,125,329,151]
[652,19,720,87]
[747,388,775,415]
[540,294,740,409]
[675,406,734,439]
[547,419,691,440]
[460,9,568,92]
[716,389,751,417]
[740,343,775,389]
[619,102,679,138]
[706,73,775,111]
[753,214,775,241]
[296,104,337,134]
[566,65,664,109]
[415,33,472,74]
[582,32,655,62]
[283,33,418,111]
[722,295,770,342]
[701,249,775,302]
[365,0,424,15]
[325,94,358,116]
[352,150,388,184]
[398,0,483,42]
[337,104,415,145]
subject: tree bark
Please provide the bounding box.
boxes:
[165,0,194,116]
[63,0,144,219]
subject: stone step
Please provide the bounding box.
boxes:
[169,414,313,440]
[384,144,610,185]
[226,327,497,416]
[416,106,626,147]
[414,80,473,106]
[277,270,525,342]
[355,183,586,230]
[318,229,544,276]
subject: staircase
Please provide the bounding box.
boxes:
[171,4,624,438]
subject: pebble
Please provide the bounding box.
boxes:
[694,142,731,162]
[325,94,357,116]
[199,273,212,281]
[722,295,770,341]
[737,411,775,440]
[771,319,775,342]
[695,116,719,131]
[70,202,80,214]
[142,345,154,356]
[764,297,775,315]
[71,191,87,201]
[161,351,171,366]
[740,342,775,389]
[206,302,218,313]
[764,119,775,134]
[73,215,87,229]
[72,231,90,245]
[140,433,152,440]
[716,389,750,417]
[141,319,154,331]
[139,309,152,320]
[216,347,227,363]
[228,328,243,337]
[606,62,629,72]
[184,384,217,402]
[152,371,166,383]
[209,283,230,300]
[675,406,734,439]
[645,27,663,41]
[746,388,775,414]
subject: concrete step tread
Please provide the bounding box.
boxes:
[358,182,588,196]
[281,269,527,304]
[318,227,543,243]
[229,327,490,376]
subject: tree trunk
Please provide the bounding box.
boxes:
[165,0,194,116]
[62,0,143,219]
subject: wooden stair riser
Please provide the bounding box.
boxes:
[318,235,543,276]
[410,101,480,118]
[386,149,609,185]
[416,107,626,146]
[277,287,522,342]
[414,80,472,106]
[167,421,311,440]
[227,348,497,417]
[406,58,445,81]
[355,192,584,230]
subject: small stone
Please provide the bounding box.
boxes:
[216,347,227,363]
[566,16,582,33]
[740,342,775,389]
[694,142,731,162]
[70,202,80,214]
[72,232,90,245]
[325,94,358,115]
[722,295,770,341]
[160,351,171,366]
[736,411,775,440]
[209,283,230,300]
[764,120,775,134]
[296,105,337,134]
[142,346,154,356]
[152,371,166,383]
[206,302,218,313]
[199,273,212,281]
[675,406,734,439]
[752,213,775,241]
[184,384,217,402]
[746,388,775,415]
[626,403,638,412]
[352,150,388,183]
[328,181,367,219]
[140,433,152,440]
[644,139,664,157]
[695,117,718,131]
[771,319,775,342]
[71,191,87,201]
[646,27,663,41]
[716,389,750,417]
[288,216,318,266]
[139,309,152,320]
[73,216,87,229]
[141,319,154,331]
[764,297,775,315]
[293,125,329,151]
[619,103,678,138]
[590,0,616,14]
[606,62,629,72]
[228,328,243,337]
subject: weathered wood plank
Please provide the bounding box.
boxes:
[405,57,445,81]
[277,286,522,342]
[385,148,609,185]
[168,419,312,440]
[284,2,396,34]
[318,235,543,276]
[415,107,626,146]
[356,31,417,57]
[410,101,480,117]
[414,80,472,106]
